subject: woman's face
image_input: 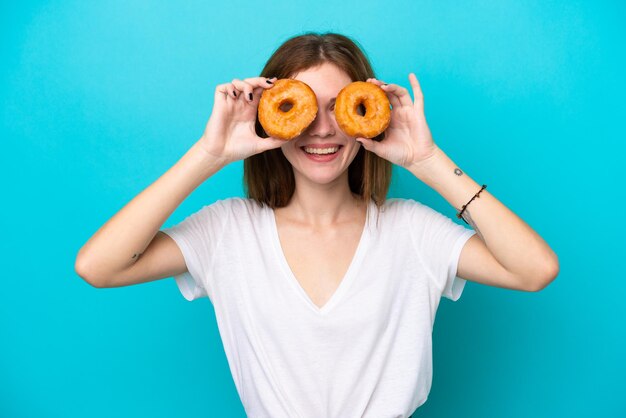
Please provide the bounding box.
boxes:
[280,62,361,187]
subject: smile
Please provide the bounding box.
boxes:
[302,146,340,155]
[299,145,344,162]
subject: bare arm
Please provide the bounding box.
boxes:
[75,76,284,288]
[358,74,559,291]
[74,141,224,287]
[409,146,559,291]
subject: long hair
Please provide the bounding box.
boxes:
[244,32,392,209]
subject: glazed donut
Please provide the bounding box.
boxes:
[334,81,391,138]
[258,79,318,140]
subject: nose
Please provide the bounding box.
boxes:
[307,108,336,138]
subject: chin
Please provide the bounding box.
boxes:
[300,170,348,186]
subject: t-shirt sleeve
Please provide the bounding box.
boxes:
[408,199,477,301]
[160,201,229,302]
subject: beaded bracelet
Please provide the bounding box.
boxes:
[456,184,487,224]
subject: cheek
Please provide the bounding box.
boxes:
[345,143,362,162]
[280,143,299,164]
[279,143,289,159]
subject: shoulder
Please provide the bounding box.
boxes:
[384,197,445,215]
[376,198,450,229]
[380,197,427,216]
[204,197,266,219]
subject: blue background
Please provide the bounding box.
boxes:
[2,0,624,417]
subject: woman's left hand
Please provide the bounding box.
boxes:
[356,73,440,169]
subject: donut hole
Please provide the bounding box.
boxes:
[356,103,367,117]
[279,101,294,113]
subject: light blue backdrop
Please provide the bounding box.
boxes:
[2,1,624,417]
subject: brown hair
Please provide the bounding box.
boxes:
[244,32,392,209]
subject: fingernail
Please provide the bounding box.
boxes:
[248,93,253,101]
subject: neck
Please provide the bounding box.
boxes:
[282,171,365,226]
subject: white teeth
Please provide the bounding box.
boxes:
[303,147,340,155]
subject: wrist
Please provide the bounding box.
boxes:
[180,140,229,183]
[407,145,446,178]
[190,139,230,170]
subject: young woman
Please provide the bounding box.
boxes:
[75,33,559,418]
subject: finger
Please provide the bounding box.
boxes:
[228,83,239,100]
[366,78,384,87]
[233,77,279,104]
[385,88,402,109]
[381,83,413,107]
[216,83,238,101]
[355,136,381,155]
[408,73,424,112]
[257,136,286,152]
[215,83,229,101]
[251,77,277,105]
[243,76,277,90]
[231,78,255,103]
[366,78,401,109]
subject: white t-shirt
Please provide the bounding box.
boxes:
[162,197,476,418]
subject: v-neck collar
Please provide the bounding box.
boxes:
[268,199,374,316]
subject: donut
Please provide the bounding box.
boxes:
[258,79,318,140]
[334,81,391,138]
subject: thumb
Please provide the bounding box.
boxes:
[356,137,380,154]
[257,136,286,153]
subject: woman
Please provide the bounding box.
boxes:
[75,33,559,417]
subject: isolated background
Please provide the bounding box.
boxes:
[2,0,624,417]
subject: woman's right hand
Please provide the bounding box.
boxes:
[198,76,285,164]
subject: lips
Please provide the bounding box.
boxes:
[302,146,340,155]
[300,143,343,154]
[299,144,343,161]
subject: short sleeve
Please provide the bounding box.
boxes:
[161,200,230,302]
[408,199,477,301]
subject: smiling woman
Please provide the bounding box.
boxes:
[275,63,364,187]
[76,31,558,418]
[246,33,393,209]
